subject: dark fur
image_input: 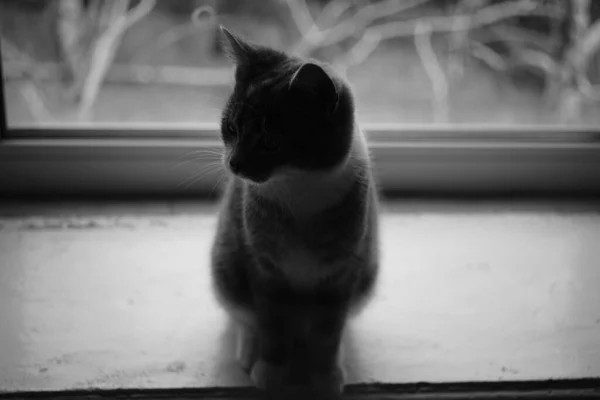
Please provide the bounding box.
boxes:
[211,26,379,398]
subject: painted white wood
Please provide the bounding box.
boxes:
[0,201,599,391]
[1,126,600,196]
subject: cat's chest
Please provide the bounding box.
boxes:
[244,211,341,288]
[276,243,332,288]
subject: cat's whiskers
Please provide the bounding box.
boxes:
[203,95,227,104]
[180,162,224,189]
[172,156,223,170]
[182,167,223,190]
[182,160,222,180]
[172,148,225,169]
[209,170,227,197]
[180,149,224,159]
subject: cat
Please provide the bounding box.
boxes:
[210,26,379,398]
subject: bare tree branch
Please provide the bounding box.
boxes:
[56,0,87,81]
[130,2,214,62]
[76,0,156,118]
[289,0,431,56]
[19,82,53,123]
[447,0,477,80]
[573,17,600,101]
[125,0,157,29]
[288,0,546,75]
[1,36,33,64]
[318,0,431,48]
[484,25,559,54]
[316,0,354,28]
[560,0,594,120]
[284,0,316,36]
[415,20,449,123]
[469,40,510,71]
[1,35,56,121]
[87,0,102,24]
[374,0,540,41]
[558,87,584,124]
[510,47,559,77]
[335,30,381,75]
[3,60,232,87]
[291,0,354,54]
[573,18,600,73]
[113,0,132,24]
[573,0,591,38]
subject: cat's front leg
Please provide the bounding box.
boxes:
[235,322,257,372]
[306,301,348,398]
[250,292,293,393]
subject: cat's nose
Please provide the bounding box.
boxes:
[228,158,241,174]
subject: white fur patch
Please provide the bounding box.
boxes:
[260,129,370,218]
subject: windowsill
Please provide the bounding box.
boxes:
[1,199,600,392]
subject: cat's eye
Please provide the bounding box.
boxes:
[226,121,237,136]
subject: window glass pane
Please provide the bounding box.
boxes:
[1,0,600,128]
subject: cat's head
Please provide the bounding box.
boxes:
[219,26,355,184]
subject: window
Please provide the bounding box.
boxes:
[0,0,600,195]
[3,0,600,127]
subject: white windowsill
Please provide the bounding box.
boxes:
[0,199,599,392]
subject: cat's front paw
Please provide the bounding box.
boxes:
[308,365,346,398]
[235,324,257,372]
[250,359,288,392]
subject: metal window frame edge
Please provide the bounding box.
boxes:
[1,125,600,197]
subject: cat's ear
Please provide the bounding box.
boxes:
[219,25,256,65]
[289,63,339,116]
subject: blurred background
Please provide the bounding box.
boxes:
[1,0,600,127]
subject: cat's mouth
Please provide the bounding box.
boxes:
[226,155,270,184]
[229,168,269,184]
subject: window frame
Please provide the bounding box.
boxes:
[0,58,6,141]
[3,379,600,399]
[1,66,600,198]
